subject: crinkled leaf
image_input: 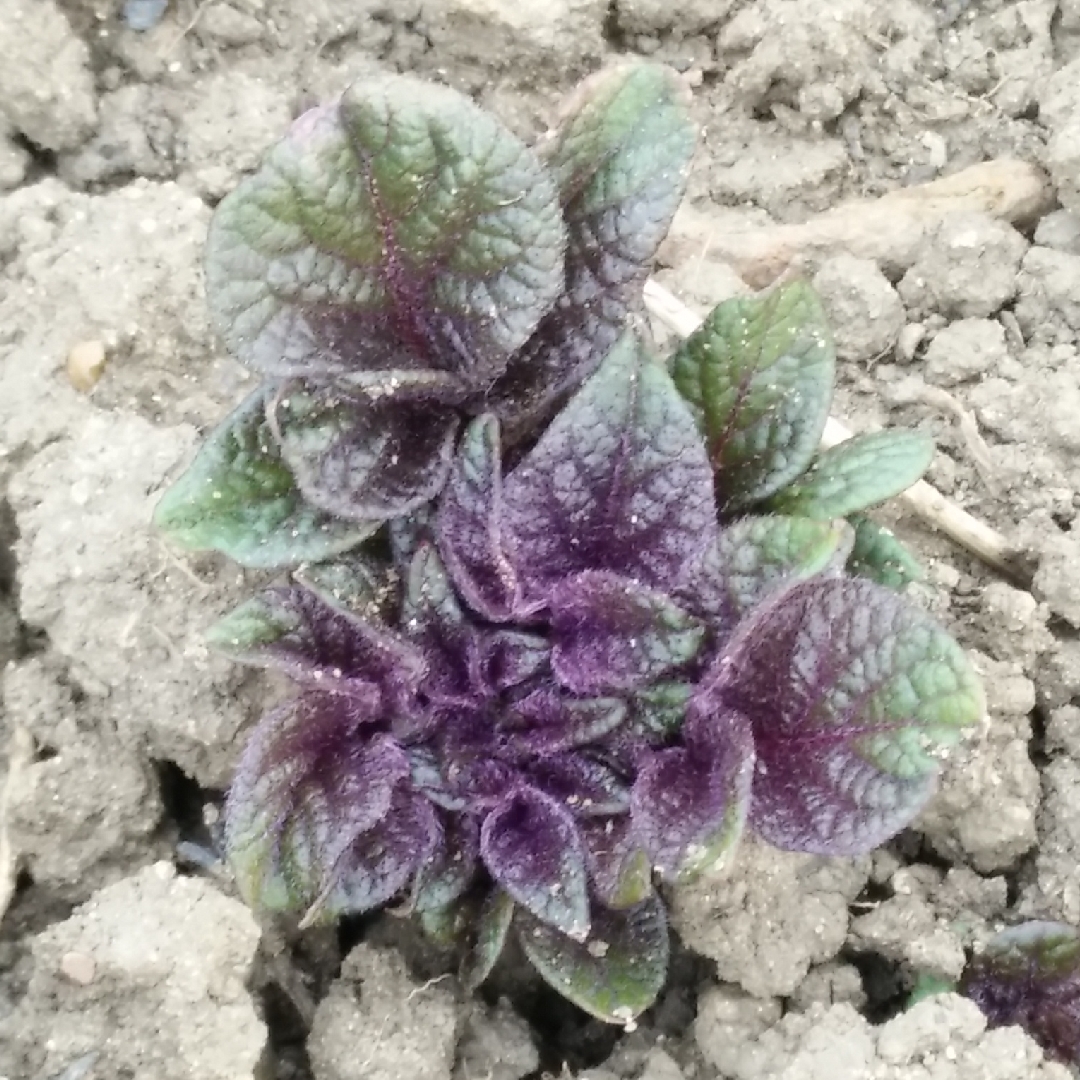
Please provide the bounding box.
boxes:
[205,78,565,384]
[430,712,517,807]
[275,387,459,522]
[505,332,717,594]
[462,889,516,991]
[677,515,852,640]
[488,63,696,431]
[517,893,669,1025]
[437,415,530,621]
[703,576,984,855]
[961,921,1080,1065]
[847,515,925,589]
[631,710,754,883]
[504,688,627,757]
[527,754,632,818]
[153,390,373,568]
[480,786,591,940]
[389,505,435,572]
[322,790,440,922]
[581,815,653,910]
[670,280,835,509]
[479,629,551,691]
[225,693,409,917]
[550,571,705,694]
[630,682,692,739]
[771,430,934,519]
[208,584,424,707]
[293,553,398,623]
[411,814,480,914]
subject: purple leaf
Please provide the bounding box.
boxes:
[205,78,565,386]
[431,711,517,807]
[274,386,460,523]
[676,515,852,641]
[631,709,754,883]
[504,332,717,595]
[580,815,653,910]
[326,789,440,920]
[225,692,410,918]
[526,754,632,817]
[207,584,424,711]
[480,786,591,939]
[488,64,696,433]
[437,415,533,622]
[516,893,669,1025]
[478,629,551,692]
[550,570,706,694]
[702,577,984,855]
[503,687,627,757]
[411,813,481,915]
[961,921,1080,1065]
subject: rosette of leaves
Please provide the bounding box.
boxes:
[960,922,1080,1065]
[153,64,696,568]
[668,279,934,589]
[217,331,983,1024]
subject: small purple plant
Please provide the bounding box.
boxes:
[215,333,981,1021]
[961,922,1080,1065]
[154,64,984,1023]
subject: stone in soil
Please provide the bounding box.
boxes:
[0,862,266,1080]
[308,943,460,1080]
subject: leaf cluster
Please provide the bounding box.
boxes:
[153,65,983,1024]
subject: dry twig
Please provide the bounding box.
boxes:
[642,278,1022,582]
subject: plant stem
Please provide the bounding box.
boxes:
[643,278,1025,583]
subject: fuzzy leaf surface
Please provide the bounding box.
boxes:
[517,894,669,1025]
[462,890,516,991]
[274,387,460,522]
[847,515,924,589]
[581,815,653,910]
[205,79,564,383]
[480,786,590,939]
[703,576,984,855]
[225,693,416,919]
[771,430,934,519]
[208,584,424,707]
[488,63,696,429]
[153,390,373,568]
[549,570,706,694]
[503,689,627,757]
[631,709,754,882]
[437,415,528,621]
[677,515,851,639]
[504,332,717,595]
[961,921,1080,1065]
[670,281,835,509]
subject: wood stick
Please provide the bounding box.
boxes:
[642,278,1022,582]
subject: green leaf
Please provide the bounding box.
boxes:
[630,681,692,738]
[847,515,925,589]
[670,280,836,509]
[488,62,697,430]
[677,515,852,638]
[517,895,670,1026]
[205,77,565,383]
[293,555,398,623]
[461,889,516,992]
[153,390,374,568]
[771,430,934,519]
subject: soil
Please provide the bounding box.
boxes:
[2,1,1080,1078]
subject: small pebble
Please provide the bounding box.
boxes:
[66,341,107,392]
[59,951,96,985]
[123,0,169,31]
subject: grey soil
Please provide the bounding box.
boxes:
[2,1,1080,1078]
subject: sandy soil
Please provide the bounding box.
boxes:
[2,1,1080,1078]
